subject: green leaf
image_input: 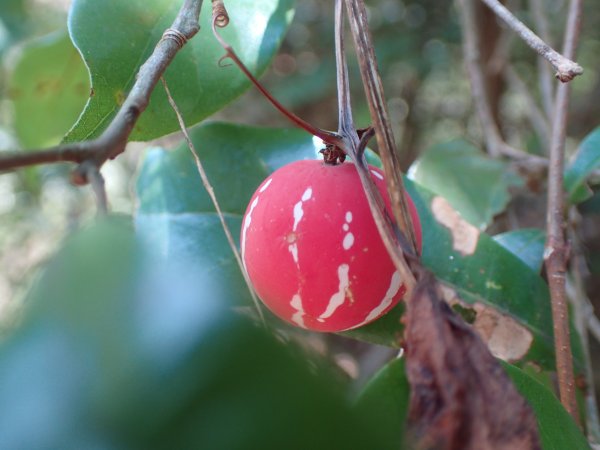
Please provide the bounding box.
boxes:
[493,228,545,272]
[7,30,90,148]
[402,180,584,371]
[504,364,592,450]
[408,140,522,229]
[565,126,600,204]
[65,0,294,142]
[135,122,319,307]
[135,124,584,370]
[0,217,383,449]
[356,358,591,450]
[354,357,409,450]
[351,178,583,368]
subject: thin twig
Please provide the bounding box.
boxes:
[0,0,203,178]
[503,65,550,147]
[211,21,342,149]
[458,0,548,167]
[544,0,583,423]
[479,0,583,82]
[568,232,600,441]
[83,162,108,215]
[590,315,600,346]
[344,0,418,255]
[161,77,266,326]
[530,0,555,117]
[334,0,416,297]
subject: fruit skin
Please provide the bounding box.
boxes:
[241,159,422,332]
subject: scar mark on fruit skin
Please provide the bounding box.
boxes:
[431,196,480,255]
[342,211,355,250]
[370,169,384,180]
[290,294,306,328]
[355,270,402,328]
[318,264,350,320]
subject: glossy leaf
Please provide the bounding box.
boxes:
[402,179,584,371]
[135,124,584,370]
[408,140,522,229]
[493,228,545,272]
[503,364,591,450]
[7,30,89,148]
[135,123,320,307]
[0,217,383,449]
[65,0,294,142]
[0,0,27,54]
[356,358,590,450]
[565,126,600,204]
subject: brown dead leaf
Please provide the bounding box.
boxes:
[440,285,533,362]
[405,271,541,450]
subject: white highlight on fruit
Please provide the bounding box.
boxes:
[289,187,313,264]
[241,179,273,264]
[259,178,273,192]
[290,294,306,328]
[241,196,260,264]
[345,211,353,222]
[319,264,350,321]
[358,270,402,327]
[343,233,355,250]
[370,169,384,180]
[343,223,349,232]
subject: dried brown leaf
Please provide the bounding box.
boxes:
[405,271,541,450]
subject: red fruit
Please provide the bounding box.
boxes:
[241,159,422,332]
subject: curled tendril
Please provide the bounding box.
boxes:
[212,0,229,28]
[217,54,232,68]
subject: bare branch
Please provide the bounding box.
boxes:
[503,65,550,147]
[479,0,583,82]
[458,0,548,167]
[530,0,555,116]
[0,0,203,179]
[544,0,583,423]
[344,0,418,256]
[161,77,266,326]
[85,164,109,215]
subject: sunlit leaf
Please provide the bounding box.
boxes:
[7,30,89,148]
[408,140,522,229]
[65,0,294,142]
[493,228,545,272]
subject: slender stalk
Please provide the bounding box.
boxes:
[544,0,583,423]
[161,77,266,326]
[530,0,555,117]
[457,0,548,167]
[344,0,418,255]
[334,0,416,297]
